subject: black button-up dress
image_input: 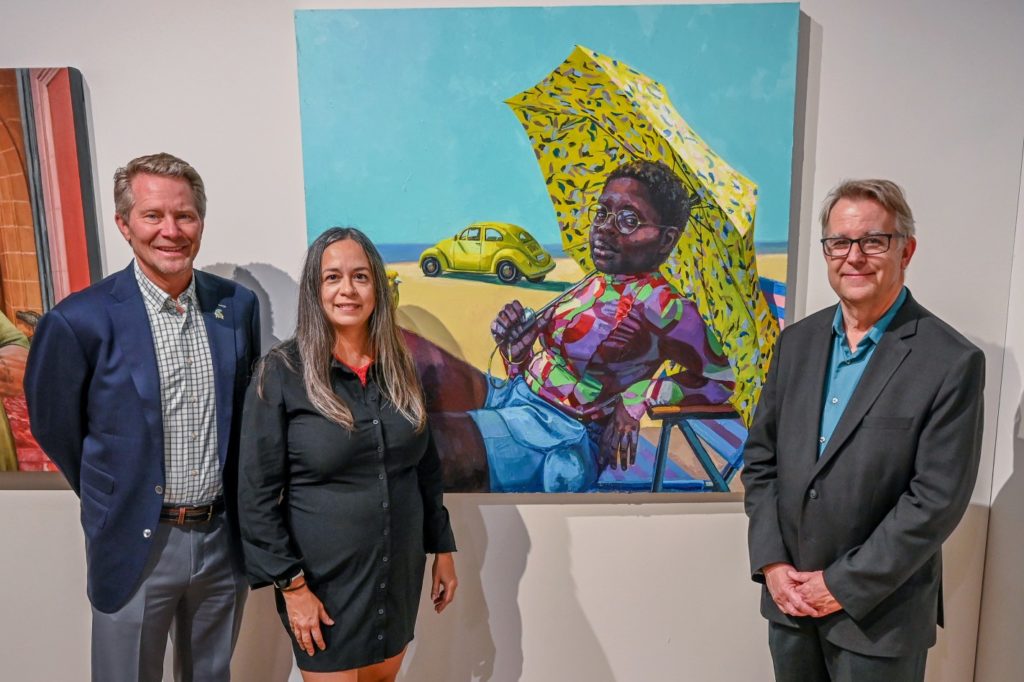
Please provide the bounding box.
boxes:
[238,347,456,672]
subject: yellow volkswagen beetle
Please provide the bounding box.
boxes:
[418,222,555,284]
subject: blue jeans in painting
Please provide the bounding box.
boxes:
[469,377,602,493]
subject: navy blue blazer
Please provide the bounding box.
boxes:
[24,264,261,613]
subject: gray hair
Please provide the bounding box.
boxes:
[258,227,425,431]
[819,179,915,238]
[113,152,207,221]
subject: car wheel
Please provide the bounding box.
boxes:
[526,275,546,284]
[421,257,441,277]
[496,261,522,284]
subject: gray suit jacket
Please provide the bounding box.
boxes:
[742,290,984,656]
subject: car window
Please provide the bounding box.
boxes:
[460,227,481,241]
[485,228,503,242]
[518,232,532,243]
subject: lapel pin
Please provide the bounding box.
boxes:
[214,309,225,320]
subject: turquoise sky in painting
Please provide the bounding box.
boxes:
[295,4,799,248]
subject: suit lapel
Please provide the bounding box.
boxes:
[195,272,236,469]
[811,300,919,477]
[790,309,833,474]
[109,265,164,449]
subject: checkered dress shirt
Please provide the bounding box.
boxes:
[135,262,220,505]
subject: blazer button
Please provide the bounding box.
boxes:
[143,529,152,538]
[808,489,819,500]
[154,485,163,495]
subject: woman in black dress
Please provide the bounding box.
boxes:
[238,227,457,681]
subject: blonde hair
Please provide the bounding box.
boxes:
[819,179,915,237]
[113,152,207,220]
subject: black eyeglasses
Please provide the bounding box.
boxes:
[821,233,903,257]
[588,204,675,235]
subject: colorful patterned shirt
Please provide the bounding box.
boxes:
[507,272,735,423]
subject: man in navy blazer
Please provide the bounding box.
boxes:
[25,153,260,681]
[743,179,984,681]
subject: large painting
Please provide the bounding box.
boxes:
[0,67,100,472]
[295,4,799,493]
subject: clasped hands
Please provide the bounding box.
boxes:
[763,562,842,618]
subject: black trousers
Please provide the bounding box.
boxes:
[768,622,927,682]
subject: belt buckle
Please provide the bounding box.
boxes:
[204,505,214,522]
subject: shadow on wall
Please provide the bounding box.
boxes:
[975,350,1023,682]
[398,305,471,364]
[924,338,1004,682]
[206,262,299,681]
[204,262,299,348]
[400,497,508,681]
[402,497,618,682]
[232,588,296,681]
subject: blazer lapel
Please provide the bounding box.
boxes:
[811,302,919,477]
[790,309,834,474]
[195,272,236,469]
[109,265,164,448]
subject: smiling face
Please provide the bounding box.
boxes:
[824,196,916,319]
[320,238,377,337]
[114,173,203,297]
[589,178,680,275]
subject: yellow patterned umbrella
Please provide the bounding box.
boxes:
[505,45,779,425]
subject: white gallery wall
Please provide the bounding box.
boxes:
[974,147,1024,681]
[1,1,1022,681]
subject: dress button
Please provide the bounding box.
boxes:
[377,634,384,641]
[377,446,383,453]
[378,473,385,480]
[372,419,379,425]
[382,501,389,509]
[831,397,839,404]
[383,556,389,563]
[809,489,819,500]
[818,436,825,444]
[378,608,385,615]
[380,582,386,589]
[154,485,163,495]
[143,529,152,538]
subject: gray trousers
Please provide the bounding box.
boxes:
[91,513,247,682]
[768,622,927,682]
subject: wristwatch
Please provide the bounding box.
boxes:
[274,569,304,591]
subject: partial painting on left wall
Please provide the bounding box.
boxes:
[0,67,100,471]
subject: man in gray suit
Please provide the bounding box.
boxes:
[742,179,985,681]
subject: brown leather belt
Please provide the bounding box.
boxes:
[159,499,224,525]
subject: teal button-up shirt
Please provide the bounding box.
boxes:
[818,287,908,455]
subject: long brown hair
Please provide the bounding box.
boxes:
[257,227,425,430]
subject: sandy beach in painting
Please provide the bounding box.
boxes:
[392,253,785,492]
[393,254,786,377]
